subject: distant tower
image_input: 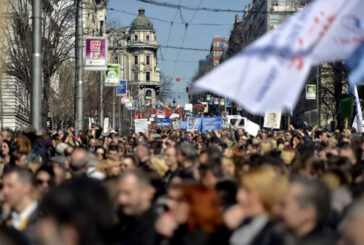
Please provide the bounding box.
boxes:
[128,8,160,105]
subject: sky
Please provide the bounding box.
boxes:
[107,0,252,105]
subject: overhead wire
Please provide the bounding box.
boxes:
[172,0,205,77]
[107,8,232,26]
[136,0,244,13]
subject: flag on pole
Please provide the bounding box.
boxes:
[192,0,364,115]
[352,86,363,132]
[347,41,364,88]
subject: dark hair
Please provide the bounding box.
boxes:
[40,176,114,245]
[107,144,119,153]
[123,154,139,167]
[3,167,33,184]
[291,176,331,226]
[9,151,26,168]
[178,143,198,163]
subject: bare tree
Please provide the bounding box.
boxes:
[4,0,75,124]
[159,72,173,102]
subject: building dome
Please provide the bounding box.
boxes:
[130,8,154,31]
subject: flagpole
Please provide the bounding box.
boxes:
[316,65,321,127]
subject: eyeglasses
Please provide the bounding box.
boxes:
[36,179,50,185]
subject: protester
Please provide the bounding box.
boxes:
[0,121,363,245]
[3,168,39,234]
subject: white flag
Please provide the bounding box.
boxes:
[192,0,364,114]
[352,86,363,132]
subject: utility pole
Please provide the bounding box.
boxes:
[99,22,104,129]
[112,32,116,130]
[75,0,84,134]
[31,0,42,131]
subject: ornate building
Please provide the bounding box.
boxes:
[128,8,160,106]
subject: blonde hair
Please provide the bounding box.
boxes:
[241,167,288,216]
[149,156,168,177]
[97,159,119,174]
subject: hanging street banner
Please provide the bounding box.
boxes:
[192,0,364,114]
[134,119,149,133]
[85,38,107,70]
[157,117,171,126]
[116,81,127,96]
[306,85,316,100]
[121,90,130,103]
[202,117,223,133]
[105,64,120,86]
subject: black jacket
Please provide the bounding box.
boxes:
[117,208,158,245]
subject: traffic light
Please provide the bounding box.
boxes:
[186,87,190,93]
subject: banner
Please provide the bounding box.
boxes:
[134,119,149,133]
[105,64,120,86]
[192,0,364,114]
[180,121,187,129]
[85,38,107,70]
[157,117,171,126]
[121,90,130,103]
[264,112,282,129]
[202,117,223,133]
[116,81,127,96]
[172,120,180,129]
[187,117,202,132]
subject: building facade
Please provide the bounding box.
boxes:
[107,8,160,107]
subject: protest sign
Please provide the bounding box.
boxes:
[134,119,148,133]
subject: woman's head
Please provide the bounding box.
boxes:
[174,184,222,233]
[1,140,11,156]
[238,167,288,217]
[15,135,32,154]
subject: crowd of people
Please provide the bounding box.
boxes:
[0,123,363,245]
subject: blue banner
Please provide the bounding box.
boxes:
[157,117,170,126]
[116,81,127,95]
[187,117,202,132]
[202,117,223,133]
[180,121,187,129]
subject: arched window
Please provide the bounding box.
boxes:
[146,90,152,97]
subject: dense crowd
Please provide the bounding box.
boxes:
[0,123,363,245]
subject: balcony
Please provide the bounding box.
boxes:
[128,40,158,49]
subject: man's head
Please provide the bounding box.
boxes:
[89,138,96,149]
[107,144,119,161]
[276,176,330,238]
[70,149,90,174]
[339,201,364,245]
[36,177,114,245]
[134,144,150,162]
[3,168,34,211]
[120,154,139,171]
[164,147,177,169]
[1,128,14,142]
[117,170,154,216]
[177,143,197,168]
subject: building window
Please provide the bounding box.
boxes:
[146,90,152,97]
[134,72,138,81]
[134,55,138,65]
[146,72,150,81]
[146,35,150,41]
[146,55,150,65]
[135,35,138,41]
